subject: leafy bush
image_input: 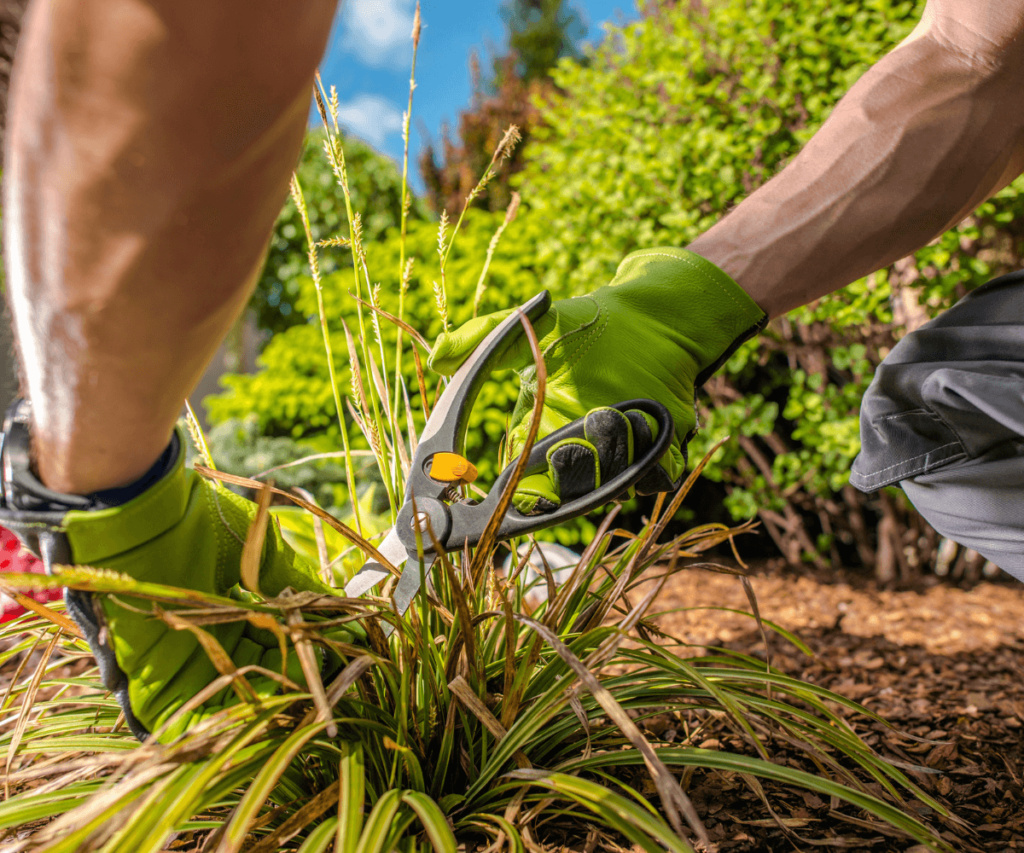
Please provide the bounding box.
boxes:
[215,0,1024,573]
[515,0,1024,576]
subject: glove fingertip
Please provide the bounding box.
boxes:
[427,335,461,375]
[513,473,561,516]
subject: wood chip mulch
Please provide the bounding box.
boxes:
[641,563,1024,852]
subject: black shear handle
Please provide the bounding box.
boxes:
[445,397,674,549]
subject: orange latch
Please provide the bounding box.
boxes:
[428,453,479,485]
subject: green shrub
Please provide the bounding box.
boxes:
[214,0,1024,572]
[515,0,1024,572]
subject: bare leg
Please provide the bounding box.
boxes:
[4,0,338,494]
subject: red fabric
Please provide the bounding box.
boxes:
[0,525,62,622]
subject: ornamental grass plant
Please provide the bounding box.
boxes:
[0,14,957,852]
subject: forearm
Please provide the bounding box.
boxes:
[4,0,336,493]
[688,30,1024,318]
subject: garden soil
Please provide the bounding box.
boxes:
[638,562,1024,852]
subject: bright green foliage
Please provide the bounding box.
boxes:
[516,0,1024,562]
[251,129,429,336]
[210,208,545,483]
[518,0,921,293]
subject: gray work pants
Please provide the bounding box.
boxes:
[850,270,1024,582]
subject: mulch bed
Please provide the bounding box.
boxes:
[645,562,1024,852]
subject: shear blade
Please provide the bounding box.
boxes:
[343,528,408,597]
[391,554,436,618]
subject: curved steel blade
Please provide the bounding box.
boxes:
[383,553,437,637]
[343,528,407,597]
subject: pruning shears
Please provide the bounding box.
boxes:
[342,290,673,626]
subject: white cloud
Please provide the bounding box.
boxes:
[334,94,404,148]
[339,0,415,69]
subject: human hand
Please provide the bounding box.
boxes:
[429,248,766,513]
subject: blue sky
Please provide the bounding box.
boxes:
[315,0,638,192]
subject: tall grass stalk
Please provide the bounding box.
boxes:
[473,192,521,317]
[313,78,399,521]
[393,3,422,426]
[290,174,364,539]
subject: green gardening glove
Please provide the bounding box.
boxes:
[0,410,358,743]
[429,248,767,513]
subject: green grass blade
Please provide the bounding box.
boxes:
[559,748,951,852]
[400,791,457,853]
[298,817,339,853]
[353,789,403,853]
[338,740,366,853]
[0,782,103,831]
[510,771,694,853]
[218,721,330,853]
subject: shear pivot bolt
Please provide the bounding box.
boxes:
[411,512,430,533]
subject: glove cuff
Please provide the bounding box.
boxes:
[0,399,182,744]
[0,399,186,568]
[610,247,768,385]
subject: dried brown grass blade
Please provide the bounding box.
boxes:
[0,577,81,637]
[252,449,374,481]
[195,467,398,573]
[500,583,517,702]
[740,573,773,685]
[291,487,332,583]
[586,558,672,671]
[499,631,545,731]
[158,608,259,705]
[506,540,536,586]
[154,665,302,742]
[283,599,337,738]
[349,292,431,352]
[546,505,622,630]
[468,310,546,585]
[24,761,174,848]
[325,654,376,707]
[412,347,431,421]
[441,552,479,685]
[449,676,530,769]
[568,693,592,761]
[401,377,419,455]
[0,633,42,713]
[247,780,342,853]
[641,435,732,563]
[240,482,274,595]
[578,533,662,639]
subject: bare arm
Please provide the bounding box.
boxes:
[4,0,338,494]
[688,0,1024,318]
